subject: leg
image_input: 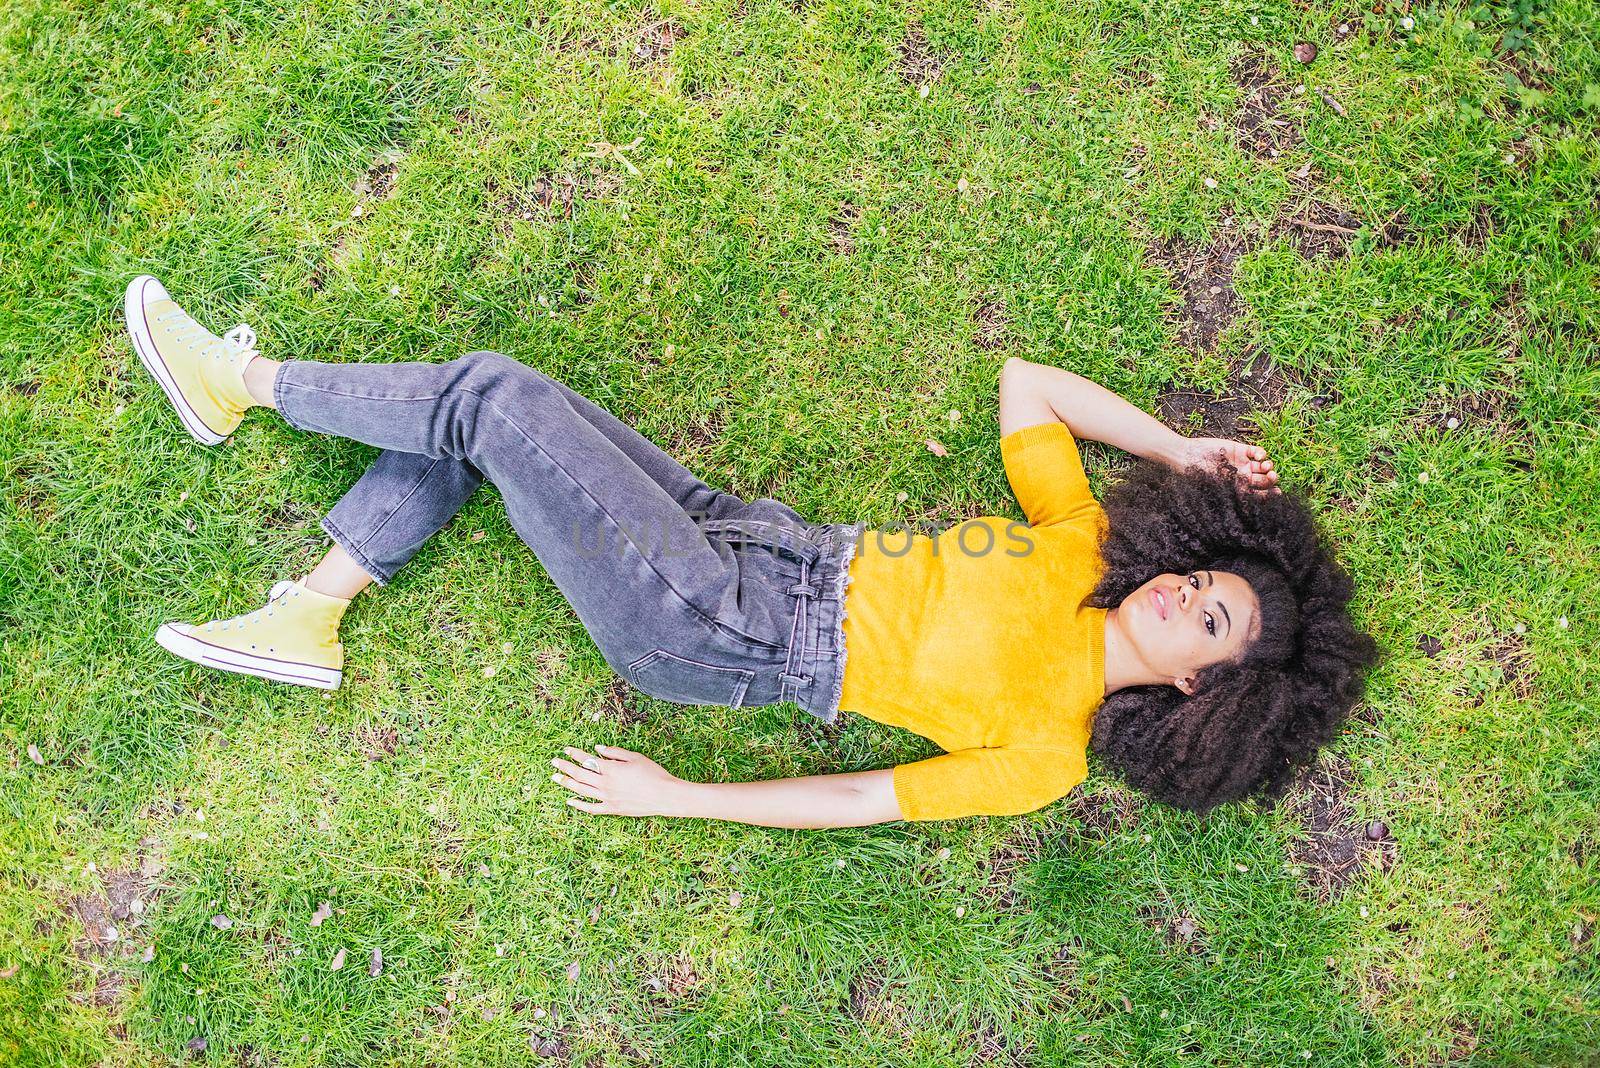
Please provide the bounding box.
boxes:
[268,350,760,671]
[304,544,377,600]
[245,355,746,523]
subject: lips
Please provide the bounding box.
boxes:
[1150,587,1168,621]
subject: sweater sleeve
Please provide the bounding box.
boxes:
[1000,422,1104,531]
[892,746,1088,821]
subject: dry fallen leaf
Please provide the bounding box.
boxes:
[329,947,347,971]
[209,914,233,931]
[0,965,18,980]
[1293,41,1318,64]
[728,892,743,908]
[924,438,949,458]
[26,744,43,765]
[369,947,383,977]
[310,901,333,927]
[565,960,581,982]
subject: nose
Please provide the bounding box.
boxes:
[1176,582,1190,613]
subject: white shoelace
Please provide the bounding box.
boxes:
[155,310,260,366]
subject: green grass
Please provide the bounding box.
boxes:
[2,0,1597,1064]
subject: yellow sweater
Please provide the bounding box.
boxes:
[838,421,1108,821]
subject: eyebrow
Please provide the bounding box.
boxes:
[1205,572,1233,637]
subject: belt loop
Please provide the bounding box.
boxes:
[779,557,813,703]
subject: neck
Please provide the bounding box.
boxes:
[1102,608,1165,696]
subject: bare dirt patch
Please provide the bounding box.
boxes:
[65,839,166,1007]
[1232,50,1301,160]
[977,827,1043,912]
[1137,905,1206,955]
[897,24,948,86]
[1285,753,1395,900]
[643,951,706,1007]
[973,293,1009,351]
[826,202,861,255]
[1478,631,1536,703]
[1155,346,1301,438]
[1272,199,1364,259]
[602,676,649,725]
[354,154,400,202]
[626,20,684,67]
[1056,785,1144,843]
[1145,222,1255,353]
[969,1019,1032,1066]
[486,172,619,226]
[355,723,400,761]
[846,962,918,1039]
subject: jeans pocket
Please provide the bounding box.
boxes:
[627,649,755,707]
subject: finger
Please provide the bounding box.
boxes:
[563,747,605,772]
[1250,446,1266,460]
[595,744,639,761]
[566,797,606,814]
[551,772,605,800]
[551,758,600,785]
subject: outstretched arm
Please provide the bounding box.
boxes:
[552,745,903,828]
[999,356,1279,492]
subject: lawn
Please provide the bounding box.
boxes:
[1,0,1597,1064]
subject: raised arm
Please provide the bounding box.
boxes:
[552,745,903,828]
[999,356,1279,491]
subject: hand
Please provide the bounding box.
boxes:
[1180,437,1281,494]
[551,745,688,817]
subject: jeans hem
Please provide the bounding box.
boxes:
[273,362,310,431]
[321,515,392,586]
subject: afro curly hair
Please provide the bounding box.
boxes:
[1084,458,1379,814]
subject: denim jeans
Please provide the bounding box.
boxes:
[273,350,862,722]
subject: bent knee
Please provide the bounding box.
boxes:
[448,350,553,397]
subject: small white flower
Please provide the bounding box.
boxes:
[1558,616,1569,629]
[1359,905,1370,918]
[1204,177,1218,189]
[835,858,846,868]
[954,905,966,918]
[1446,416,1460,429]
[389,285,401,297]
[351,204,364,218]
[1417,471,1429,484]
[1400,16,1414,29]
[1250,15,1259,24]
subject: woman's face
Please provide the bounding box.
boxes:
[1118,570,1259,693]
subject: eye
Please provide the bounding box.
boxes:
[1188,573,1201,589]
[1204,612,1216,637]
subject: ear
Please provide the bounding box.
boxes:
[1173,674,1198,696]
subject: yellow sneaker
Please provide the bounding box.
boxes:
[155,581,349,690]
[124,275,259,445]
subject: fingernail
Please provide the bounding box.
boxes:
[595,744,607,751]
[551,773,560,782]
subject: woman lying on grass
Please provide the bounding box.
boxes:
[125,274,1376,828]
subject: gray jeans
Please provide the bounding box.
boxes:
[273,350,860,722]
